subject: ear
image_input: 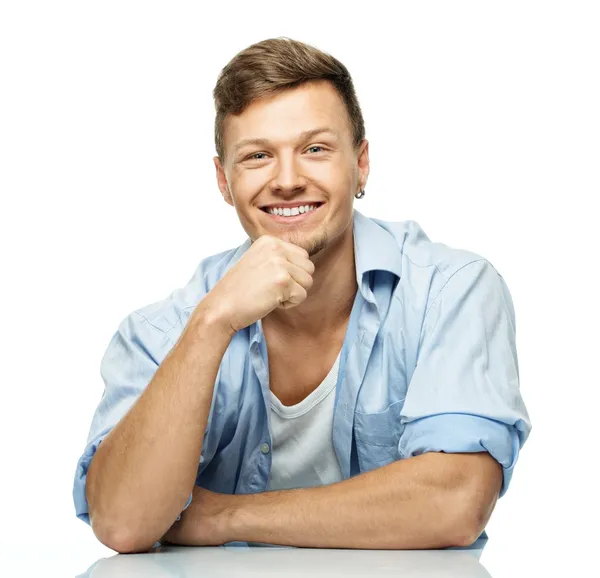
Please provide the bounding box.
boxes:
[214,156,234,206]
[356,139,370,191]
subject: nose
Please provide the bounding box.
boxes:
[271,152,307,195]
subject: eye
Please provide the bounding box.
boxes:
[306,146,325,154]
[247,152,268,161]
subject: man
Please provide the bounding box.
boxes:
[73,37,531,553]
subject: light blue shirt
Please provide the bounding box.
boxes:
[73,209,531,547]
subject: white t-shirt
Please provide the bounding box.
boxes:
[267,351,344,491]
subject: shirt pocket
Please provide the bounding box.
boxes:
[353,398,406,473]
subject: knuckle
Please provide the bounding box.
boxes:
[259,235,277,249]
[275,271,290,286]
[269,243,284,257]
[267,236,281,249]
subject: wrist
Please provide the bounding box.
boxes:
[188,299,236,341]
[226,494,249,543]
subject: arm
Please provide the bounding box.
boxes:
[162,451,502,549]
[86,302,232,554]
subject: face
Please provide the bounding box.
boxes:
[214,80,369,258]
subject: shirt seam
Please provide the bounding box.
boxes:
[133,311,176,347]
[421,258,487,322]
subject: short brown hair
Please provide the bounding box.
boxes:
[213,37,366,163]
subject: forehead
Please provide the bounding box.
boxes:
[224,80,351,147]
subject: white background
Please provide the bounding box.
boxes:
[1,1,598,575]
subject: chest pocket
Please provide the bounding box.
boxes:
[353,398,406,473]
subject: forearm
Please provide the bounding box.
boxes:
[231,453,474,549]
[87,303,232,552]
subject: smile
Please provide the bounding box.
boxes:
[261,202,324,224]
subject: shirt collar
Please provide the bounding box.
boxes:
[352,208,403,280]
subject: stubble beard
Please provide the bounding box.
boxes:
[286,225,329,258]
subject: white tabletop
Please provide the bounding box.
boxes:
[77,542,491,577]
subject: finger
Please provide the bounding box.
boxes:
[280,283,308,308]
[285,261,314,291]
[280,239,310,260]
[285,250,315,276]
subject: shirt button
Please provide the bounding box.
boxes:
[260,442,270,454]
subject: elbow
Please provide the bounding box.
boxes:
[450,502,491,548]
[86,469,157,553]
[90,505,158,553]
[449,476,500,548]
[451,524,482,548]
[92,518,156,554]
[96,528,136,554]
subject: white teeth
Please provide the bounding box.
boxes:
[268,204,318,216]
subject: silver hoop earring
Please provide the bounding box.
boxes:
[355,188,365,199]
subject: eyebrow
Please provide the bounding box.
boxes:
[233,127,341,154]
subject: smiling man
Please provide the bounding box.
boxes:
[73,37,532,553]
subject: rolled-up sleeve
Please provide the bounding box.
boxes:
[398,260,532,497]
[73,311,193,525]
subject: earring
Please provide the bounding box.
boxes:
[355,188,365,199]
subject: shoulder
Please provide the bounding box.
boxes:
[377,217,487,273]
[368,216,507,315]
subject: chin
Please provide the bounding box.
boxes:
[285,228,329,258]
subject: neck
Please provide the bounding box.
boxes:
[264,226,357,337]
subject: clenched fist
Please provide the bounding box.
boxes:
[200,235,315,335]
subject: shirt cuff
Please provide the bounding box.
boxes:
[73,431,110,525]
[176,492,193,522]
[397,413,520,497]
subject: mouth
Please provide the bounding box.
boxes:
[260,202,325,224]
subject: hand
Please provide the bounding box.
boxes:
[161,486,238,546]
[199,235,315,335]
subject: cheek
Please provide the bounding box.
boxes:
[234,168,268,192]
[311,161,351,185]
